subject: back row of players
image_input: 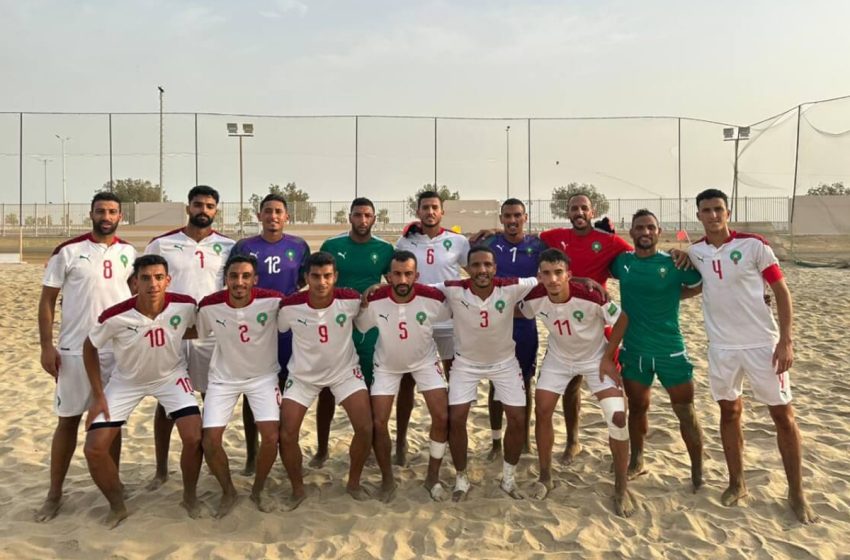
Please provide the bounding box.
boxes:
[36,186,817,526]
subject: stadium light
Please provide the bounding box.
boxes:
[55,134,70,234]
[226,123,255,236]
[722,126,751,221]
[506,125,511,198]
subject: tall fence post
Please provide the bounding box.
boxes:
[108,113,114,188]
[790,105,802,227]
[677,117,682,231]
[194,113,199,185]
[354,116,359,197]
[434,117,438,188]
[527,118,532,231]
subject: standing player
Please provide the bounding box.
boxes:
[520,249,633,517]
[607,209,705,490]
[36,192,136,522]
[436,246,537,501]
[197,255,283,518]
[144,185,234,488]
[83,255,202,528]
[278,251,373,509]
[688,188,817,524]
[479,198,547,460]
[355,250,451,502]
[231,193,309,475]
[312,198,393,467]
[394,190,469,465]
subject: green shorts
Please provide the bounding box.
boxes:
[354,328,378,387]
[619,347,694,389]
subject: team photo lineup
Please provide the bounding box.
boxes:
[35,184,819,529]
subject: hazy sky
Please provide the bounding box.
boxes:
[2,0,849,209]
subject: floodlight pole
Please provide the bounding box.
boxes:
[158,86,164,202]
[505,125,511,198]
[239,135,244,236]
[55,134,70,234]
[228,123,253,237]
[732,137,740,222]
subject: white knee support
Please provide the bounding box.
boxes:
[429,439,447,460]
[599,397,629,441]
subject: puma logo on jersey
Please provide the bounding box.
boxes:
[249,252,258,259]
[216,319,227,327]
[623,265,630,273]
[173,244,185,251]
[495,244,504,252]
[125,326,139,333]
[539,311,549,318]
[460,301,470,309]
[694,255,705,263]
[560,241,568,250]
[296,318,308,326]
[378,314,389,322]
[78,255,91,262]
[337,252,347,259]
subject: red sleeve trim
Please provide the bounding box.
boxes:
[493,277,520,287]
[335,288,362,300]
[51,233,94,256]
[731,231,770,245]
[444,279,469,289]
[413,284,446,302]
[148,227,184,244]
[198,290,228,309]
[98,296,137,323]
[523,283,548,302]
[211,229,233,239]
[281,291,310,307]
[569,281,605,305]
[761,263,783,284]
[367,285,393,302]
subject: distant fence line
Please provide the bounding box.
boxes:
[0,197,791,237]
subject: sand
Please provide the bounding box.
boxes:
[0,263,846,559]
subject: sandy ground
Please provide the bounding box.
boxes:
[0,263,846,559]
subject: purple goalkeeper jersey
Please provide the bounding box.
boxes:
[232,234,310,296]
[484,233,548,280]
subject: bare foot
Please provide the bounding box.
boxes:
[691,462,703,493]
[105,505,130,529]
[627,456,648,480]
[378,480,397,503]
[34,496,62,522]
[424,481,447,502]
[214,490,238,519]
[146,472,168,491]
[721,481,748,507]
[180,496,202,519]
[346,485,371,502]
[394,443,408,467]
[452,473,470,502]
[308,451,328,469]
[284,493,307,511]
[500,479,524,500]
[789,493,819,524]
[241,461,256,477]
[531,480,553,500]
[486,443,502,462]
[613,490,636,518]
[559,442,582,465]
[250,490,276,513]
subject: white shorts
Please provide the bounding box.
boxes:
[203,373,282,428]
[449,356,526,407]
[536,352,618,396]
[55,352,116,417]
[708,345,792,406]
[371,361,447,397]
[433,329,455,361]
[91,370,201,426]
[282,365,367,409]
[185,339,214,393]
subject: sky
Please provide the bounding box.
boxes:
[1,0,850,210]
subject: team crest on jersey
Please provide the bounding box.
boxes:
[285,249,295,261]
[526,247,535,256]
[213,243,223,255]
[335,313,347,326]
[659,266,668,278]
[120,254,129,267]
[285,378,294,390]
[443,239,452,251]
[573,310,585,322]
[591,241,602,253]
[415,311,427,325]
[370,253,378,264]
[494,300,506,314]
[256,312,268,326]
[607,303,617,316]
[170,315,182,329]
[730,250,743,265]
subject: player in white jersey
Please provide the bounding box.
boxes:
[687,188,816,524]
[393,190,469,465]
[435,246,537,501]
[356,250,451,502]
[196,255,283,518]
[521,248,634,517]
[144,185,235,489]
[277,251,373,510]
[82,255,202,528]
[35,192,136,522]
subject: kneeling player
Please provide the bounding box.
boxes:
[277,251,373,510]
[197,255,283,517]
[356,250,451,502]
[520,249,634,517]
[83,255,202,528]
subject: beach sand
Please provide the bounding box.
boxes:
[0,263,846,559]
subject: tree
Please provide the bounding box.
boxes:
[98,178,167,202]
[248,183,317,224]
[333,207,348,224]
[406,184,461,217]
[550,183,609,220]
[376,208,390,225]
[807,181,847,196]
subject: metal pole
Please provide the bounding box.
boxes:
[677,118,682,231]
[354,116,359,197]
[194,113,199,185]
[108,113,114,189]
[18,113,23,230]
[434,117,438,188]
[732,137,739,222]
[505,125,511,198]
[42,159,49,204]
[527,118,532,230]
[158,86,164,201]
[238,135,244,236]
[790,105,802,225]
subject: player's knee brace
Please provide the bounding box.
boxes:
[599,397,629,441]
[429,439,447,460]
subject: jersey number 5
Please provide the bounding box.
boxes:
[399,321,408,340]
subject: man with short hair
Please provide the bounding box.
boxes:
[83,255,202,528]
[606,209,705,490]
[521,248,633,517]
[356,250,451,502]
[36,192,136,522]
[394,190,470,464]
[197,255,283,517]
[480,198,547,460]
[231,193,309,475]
[278,251,373,509]
[436,246,537,501]
[144,185,234,488]
[687,188,817,524]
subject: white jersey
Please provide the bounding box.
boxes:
[145,228,235,302]
[520,283,620,368]
[43,233,136,354]
[396,229,469,332]
[688,231,783,349]
[277,289,362,383]
[436,277,537,366]
[89,294,197,385]
[197,288,284,382]
[355,283,451,373]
